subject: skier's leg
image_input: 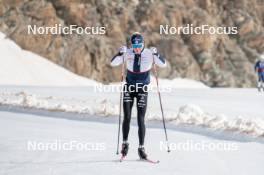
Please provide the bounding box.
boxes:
[122,88,134,142]
[136,91,148,146]
[261,73,264,91]
[121,85,134,157]
[257,74,261,91]
[136,89,148,159]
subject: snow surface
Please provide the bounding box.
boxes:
[0,32,264,175]
[0,32,98,86]
[150,76,209,89]
[0,110,264,175]
[0,87,263,138]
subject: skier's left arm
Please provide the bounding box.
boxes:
[150,47,166,68]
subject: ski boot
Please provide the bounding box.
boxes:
[138,146,147,159]
[121,142,129,157]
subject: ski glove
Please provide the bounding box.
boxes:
[150,47,158,55]
[119,46,127,54]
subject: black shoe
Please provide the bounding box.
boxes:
[121,142,129,156]
[138,147,147,159]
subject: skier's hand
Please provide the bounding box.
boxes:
[150,47,158,55]
[119,46,127,54]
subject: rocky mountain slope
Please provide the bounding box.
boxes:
[0,0,264,87]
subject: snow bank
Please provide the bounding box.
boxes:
[0,91,263,138]
[0,32,98,86]
[175,105,264,137]
[0,91,118,116]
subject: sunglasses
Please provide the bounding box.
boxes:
[132,44,143,49]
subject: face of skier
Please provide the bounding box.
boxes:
[132,43,143,54]
[131,33,144,54]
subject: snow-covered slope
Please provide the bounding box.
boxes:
[0,32,97,86]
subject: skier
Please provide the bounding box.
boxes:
[110,32,166,160]
[255,54,264,92]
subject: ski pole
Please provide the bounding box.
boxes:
[116,53,125,155]
[152,55,170,153]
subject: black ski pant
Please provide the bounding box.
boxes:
[122,84,148,145]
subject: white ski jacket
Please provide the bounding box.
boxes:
[111,48,166,85]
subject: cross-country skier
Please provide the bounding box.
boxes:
[110,32,166,160]
[255,54,264,92]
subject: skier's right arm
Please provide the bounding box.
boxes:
[110,46,127,66]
